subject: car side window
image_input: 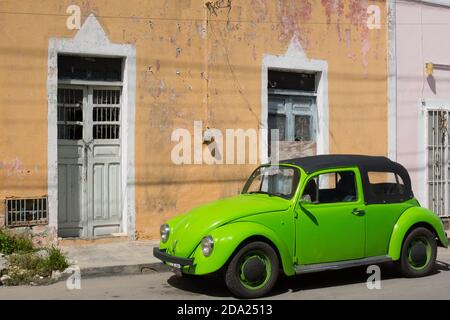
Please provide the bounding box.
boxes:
[368,171,405,196]
[302,171,358,204]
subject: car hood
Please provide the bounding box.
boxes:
[166,194,291,257]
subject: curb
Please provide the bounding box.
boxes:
[1,262,170,286]
[79,262,171,279]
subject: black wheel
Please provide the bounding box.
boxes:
[398,227,437,278]
[224,241,279,299]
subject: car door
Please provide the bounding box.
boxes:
[295,168,366,265]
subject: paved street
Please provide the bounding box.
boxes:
[1,248,450,300]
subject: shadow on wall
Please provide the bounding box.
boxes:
[427,75,437,94]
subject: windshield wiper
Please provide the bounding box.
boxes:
[248,191,286,199]
[248,191,271,196]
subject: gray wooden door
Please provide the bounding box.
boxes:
[57,86,122,238]
[57,86,86,237]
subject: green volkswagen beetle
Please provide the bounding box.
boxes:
[154,155,448,298]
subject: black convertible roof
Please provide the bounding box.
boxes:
[281,154,414,204]
[281,154,399,174]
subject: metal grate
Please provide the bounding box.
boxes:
[93,124,120,139]
[92,89,121,140]
[427,110,449,217]
[5,197,48,227]
[57,88,83,140]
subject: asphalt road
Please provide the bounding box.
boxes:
[1,248,450,300]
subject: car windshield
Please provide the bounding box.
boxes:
[242,166,299,199]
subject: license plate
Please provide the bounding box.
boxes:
[167,262,181,269]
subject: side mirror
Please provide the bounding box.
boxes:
[300,194,312,204]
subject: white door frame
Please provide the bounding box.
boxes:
[260,36,329,164]
[47,14,136,239]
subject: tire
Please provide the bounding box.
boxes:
[397,227,437,278]
[224,241,279,299]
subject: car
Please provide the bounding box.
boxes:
[153,154,448,298]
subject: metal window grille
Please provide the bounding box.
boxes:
[92,89,121,140]
[57,88,83,140]
[5,197,48,227]
[427,110,450,218]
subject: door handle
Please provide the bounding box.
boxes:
[352,208,365,216]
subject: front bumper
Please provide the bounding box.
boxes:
[153,248,194,266]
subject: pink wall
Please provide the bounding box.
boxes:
[396,1,450,203]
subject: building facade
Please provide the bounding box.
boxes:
[0,0,389,240]
[392,0,450,226]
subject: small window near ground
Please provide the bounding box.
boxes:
[302,171,357,204]
[368,172,405,197]
[5,197,48,227]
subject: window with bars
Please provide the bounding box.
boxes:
[268,71,317,142]
[267,70,318,159]
[5,197,48,227]
[57,88,83,140]
[93,89,121,140]
[427,110,450,218]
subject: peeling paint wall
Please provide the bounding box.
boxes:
[0,0,388,239]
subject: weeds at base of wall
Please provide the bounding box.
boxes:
[0,229,70,286]
[0,229,34,255]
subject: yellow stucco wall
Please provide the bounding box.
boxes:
[0,0,388,239]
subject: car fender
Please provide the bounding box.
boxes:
[188,221,295,276]
[388,206,448,260]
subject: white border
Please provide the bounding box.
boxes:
[47,14,136,239]
[260,36,329,163]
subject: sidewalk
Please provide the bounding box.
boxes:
[59,240,169,278]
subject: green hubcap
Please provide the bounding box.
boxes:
[407,236,432,270]
[238,250,272,290]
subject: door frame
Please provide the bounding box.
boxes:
[261,36,329,164]
[47,14,136,239]
[418,100,450,217]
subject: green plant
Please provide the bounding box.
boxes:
[42,246,70,273]
[1,266,40,286]
[7,252,46,273]
[2,245,70,286]
[0,229,34,255]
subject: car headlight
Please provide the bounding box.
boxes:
[201,236,214,257]
[160,224,170,243]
